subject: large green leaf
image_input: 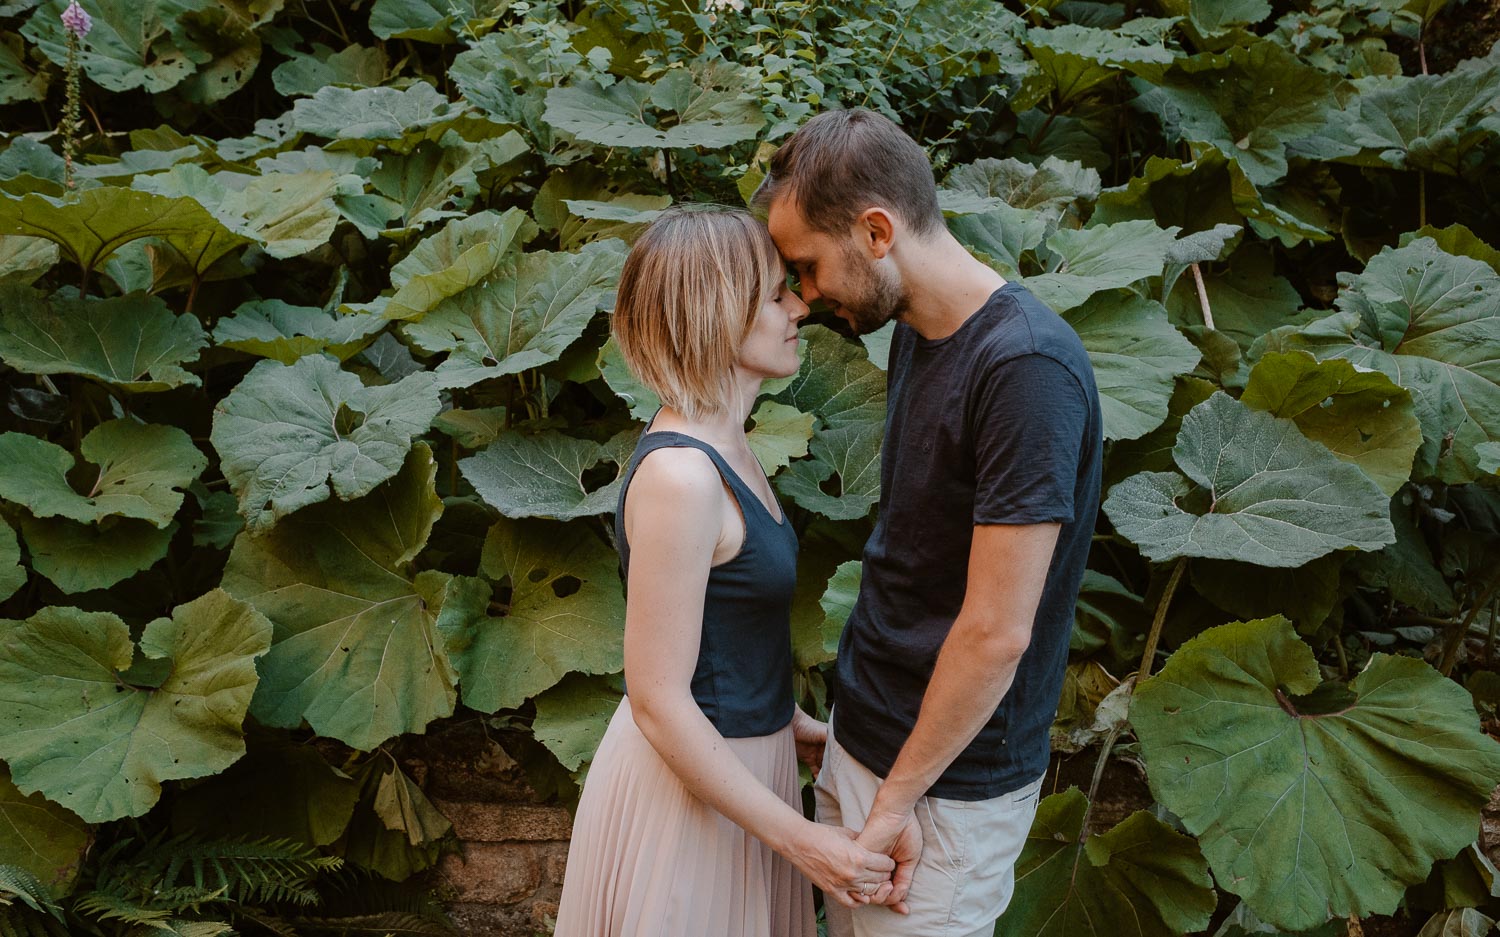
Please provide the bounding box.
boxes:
[384,208,535,321]
[210,355,440,533]
[997,787,1216,937]
[532,672,624,773]
[1354,493,1458,616]
[0,31,48,105]
[212,299,386,364]
[0,516,25,603]
[770,325,886,430]
[948,202,1049,279]
[942,156,1101,223]
[1157,0,1271,38]
[775,422,882,521]
[1024,21,1178,105]
[0,766,90,898]
[0,592,273,823]
[1341,62,1500,174]
[21,0,207,94]
[19,516,177,593]
[1269,238,1500,483]
[746,401,815,475]
[0,421,205,527]
[135,164,343,261]
[597,335,661,421]
[1136,617,1500,930]
[1164,245,1307,351]
[169,737,360,847]
[290,82,458,142]
[367,138,487,229]
[1062,292,1201,441]
[1025,220,1181,311]
[220,444,461,751]
[369,0,509,42]
[0,233,58,283]
[459,430,629,521]
[0,187,230,275]
[1131,41,1339,187]
[1189,553,1348,634]
[543,64,763,149]
[1418,909,1498,937]
[1241,350,1422,496]
[1103,392,1394,566]
[439,518,625,713]
[401,238,625,389]
[0,287,205,391]
[271,43,387,97]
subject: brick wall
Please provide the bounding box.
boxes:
[406,728,576,937]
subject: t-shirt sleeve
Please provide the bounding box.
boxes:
[971,352,1090,526]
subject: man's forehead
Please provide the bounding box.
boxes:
[766,197,824,257]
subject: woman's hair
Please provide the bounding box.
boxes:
[611,204,785,420]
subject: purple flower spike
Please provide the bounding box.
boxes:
[61,0,91,39]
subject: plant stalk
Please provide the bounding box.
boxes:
[1140,556,1188,679]
[1440,579,1500,677]
[1190,263,1214,331]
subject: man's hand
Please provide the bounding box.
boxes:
[791,709,828,780]
[853,807,922,914]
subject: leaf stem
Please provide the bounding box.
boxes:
[1440,579,1500,676]
[1139,557,1188,680]
[1418,170,1427,229]
[1190,263,1214,331]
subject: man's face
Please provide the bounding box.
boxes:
[766,196,906,336]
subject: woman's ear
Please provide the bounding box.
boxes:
[859,207,897,259]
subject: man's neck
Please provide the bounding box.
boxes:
[895,234,1009,342]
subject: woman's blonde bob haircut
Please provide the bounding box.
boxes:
[612,204,785,421]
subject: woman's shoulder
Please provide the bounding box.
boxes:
[626,441,725,508]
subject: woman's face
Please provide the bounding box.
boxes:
[737,268,810,380]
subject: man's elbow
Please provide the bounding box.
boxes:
[962,614,1032,663]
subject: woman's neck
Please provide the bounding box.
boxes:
[651,372,763,448]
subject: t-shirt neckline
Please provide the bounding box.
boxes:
[912,282,1018,350]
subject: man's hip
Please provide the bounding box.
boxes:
[813,711,1042,937]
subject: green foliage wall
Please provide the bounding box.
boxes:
[1,0,1500,933]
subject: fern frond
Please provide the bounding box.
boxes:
[0,867,61,921]
[261,912,456,937]
[92,833,341,913]
[127,921,237,937]
[74,891,174,926]
[308,867,450,922]
[0,906,70,937]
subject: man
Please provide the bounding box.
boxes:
[755,108,1103,936]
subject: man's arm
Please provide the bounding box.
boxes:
[855,521,1061,895]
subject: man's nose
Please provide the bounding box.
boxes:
[798,278,821,303]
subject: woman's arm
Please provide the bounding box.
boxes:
[621,447,893,907]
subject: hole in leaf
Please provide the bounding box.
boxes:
[818,472,843,498]
[552,575,582,598]
[334,402,366,435]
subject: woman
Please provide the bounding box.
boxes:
[553,206,896,937]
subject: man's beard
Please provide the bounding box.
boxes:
[837,245,908,335]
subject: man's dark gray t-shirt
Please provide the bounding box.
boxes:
[832,281,1103,801]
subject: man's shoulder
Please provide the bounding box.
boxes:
[974,284,1093,383]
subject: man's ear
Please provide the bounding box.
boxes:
[858,207,897,259]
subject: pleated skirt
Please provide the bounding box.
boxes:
[553,696,817,937]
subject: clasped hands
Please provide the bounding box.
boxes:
[791,711,923,913]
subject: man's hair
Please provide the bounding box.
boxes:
[753,108,942,237]
[611,204,783,421]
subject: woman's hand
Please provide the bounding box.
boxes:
[783,821,894,908]
[790,709,827,779]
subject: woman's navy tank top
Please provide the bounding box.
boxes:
[614,428,798,738]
